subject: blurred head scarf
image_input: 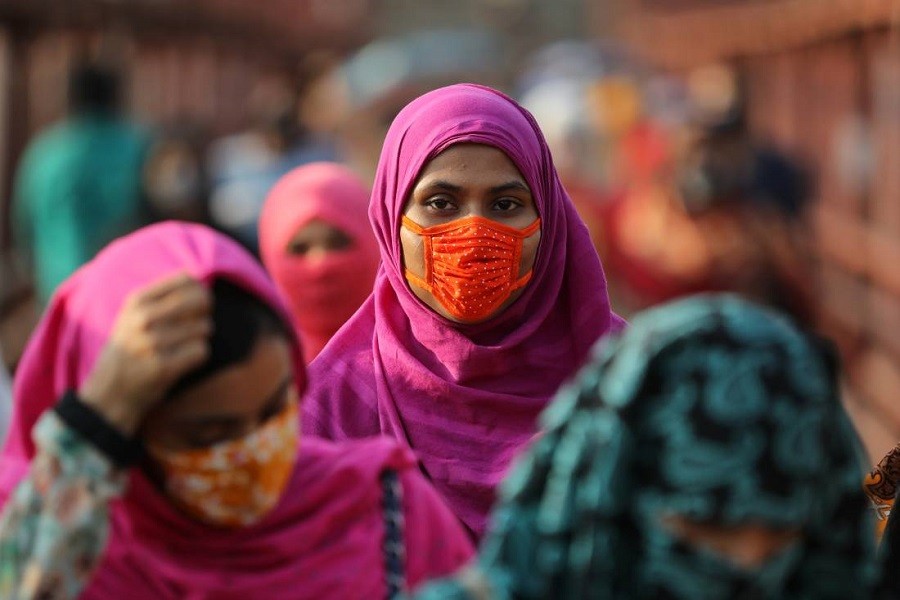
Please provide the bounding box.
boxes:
[259,163,378,361]
[417,295,876,599]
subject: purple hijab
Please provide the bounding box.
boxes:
[304,84,624,537]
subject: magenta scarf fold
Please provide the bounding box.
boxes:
[304,84,625,537]
[0,222,471,598]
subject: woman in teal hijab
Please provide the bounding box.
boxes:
[416,295,877,599]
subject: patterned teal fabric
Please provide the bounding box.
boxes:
[415,294,877,599]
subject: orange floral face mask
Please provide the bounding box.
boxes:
[148,400,298,528]
[402,214,541,322]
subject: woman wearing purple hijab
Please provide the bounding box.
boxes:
[304,84,624,538]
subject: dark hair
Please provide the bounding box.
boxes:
[68,63,121,114]
[167,279,291,398]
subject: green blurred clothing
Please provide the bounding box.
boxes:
[14,114,148,304]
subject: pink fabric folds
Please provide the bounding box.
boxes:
[0,222,472,599]
[304,84,625,538]
[259,163,379,362]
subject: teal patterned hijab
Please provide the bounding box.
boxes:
[414,295,877,599]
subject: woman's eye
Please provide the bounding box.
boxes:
[494,198,521,212]
[288,242,310,256]
[182,423,242,449]
[186,434,230,449]
[325,230,353,252]
[260,396,289,423]
[425,197,456,212]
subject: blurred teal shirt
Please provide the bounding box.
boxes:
[14,114,148,304]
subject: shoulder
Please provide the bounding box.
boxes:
[20,123,70,162]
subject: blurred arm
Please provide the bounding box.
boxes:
[0,410,126,599]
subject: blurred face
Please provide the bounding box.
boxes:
[400,143,541,323]
[141,335,299,527]
[287,219,353,259]
[663,515,802,570]
[276,218,375,351]
[142,335,295,451]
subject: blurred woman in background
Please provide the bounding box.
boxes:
[259,163,379,362]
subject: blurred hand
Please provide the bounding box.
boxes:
[79,274,212,436]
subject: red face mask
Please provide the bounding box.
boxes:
[402,215,541,322]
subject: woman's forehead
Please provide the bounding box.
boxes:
[415,143,528,186]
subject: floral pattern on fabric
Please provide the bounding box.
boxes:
[864,442,900,537]
[147,400,298,528]
[0,410,126,600]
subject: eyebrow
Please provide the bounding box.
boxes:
[417,180,531,194]
[489,181,531,194]
[419,180,462,194]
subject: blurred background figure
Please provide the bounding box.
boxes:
[259,162,379,362]
[142,121,210,226]
[598,63,815,325]
[13,61,149,306]
[206,72,340,253]
[517,41,627,256]
[317,27,507,179]
[676,64,814,322]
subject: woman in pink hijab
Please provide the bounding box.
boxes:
[0,222,472,599]
[259,163,379,362]
[304,84,625,538]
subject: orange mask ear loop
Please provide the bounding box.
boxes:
[508,218,541,291]
[402,216,436,293]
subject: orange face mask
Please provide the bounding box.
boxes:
[402,214,541,322]
[148,400,298,528]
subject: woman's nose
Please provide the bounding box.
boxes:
[462,200,488,219]
[304,246,330,262]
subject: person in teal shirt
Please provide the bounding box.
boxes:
[14,63,148,304]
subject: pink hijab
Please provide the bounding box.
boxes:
[0,222,471,598]
[259,163,379,362]
[304,84,625,537]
